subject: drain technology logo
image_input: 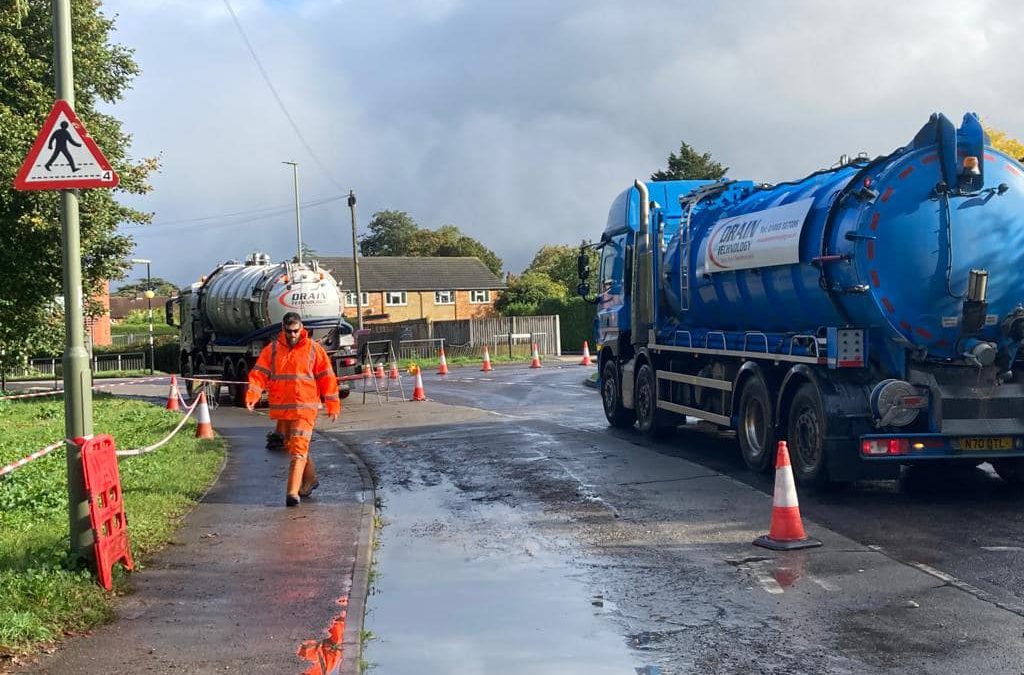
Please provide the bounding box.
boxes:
[278,288,330,310]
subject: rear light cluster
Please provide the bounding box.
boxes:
[861,439,931,456]
[342,357,357,367]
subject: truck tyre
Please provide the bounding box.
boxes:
[787,383,829,488]
[993,458,1024,486]
[233,360,249,407]
[636,363,672,438]
[738,375,775,473]
[602,360,636,429]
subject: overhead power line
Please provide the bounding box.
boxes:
[221,0,348,194]
[121,194,345,231]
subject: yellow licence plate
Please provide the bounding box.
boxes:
[953,437,1014,451]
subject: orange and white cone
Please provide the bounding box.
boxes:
[580,341,593,366]
[753,441,821,550]
[481,346,493,372]
[166,374,181,411]
[389,362,400,380]
[437,346,449,375]
[375,361,386,380]
[530,343,542,368]
[411,367,427,401]
[194,391,215,439]
[362,363,372,379]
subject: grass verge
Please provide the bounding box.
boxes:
[0,393,225,658]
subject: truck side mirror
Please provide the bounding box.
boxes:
[577,249,591,281]
[164,299,177,327]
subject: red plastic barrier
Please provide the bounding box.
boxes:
[77,434,134,590]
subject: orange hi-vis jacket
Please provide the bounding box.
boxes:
[246,328,341,423]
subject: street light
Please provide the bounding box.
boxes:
[282,161,302,264]
[129,258,155,374]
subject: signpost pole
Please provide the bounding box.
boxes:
[53,0,94,561]
[348,190,364,330]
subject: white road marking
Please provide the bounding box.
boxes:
[981,546,1022,552]
[808,575,839,592]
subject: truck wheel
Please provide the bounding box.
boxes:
[233,360,249,407]
[993,459,1024,486]
[738,375,775,473]
[602,360,636,429]
[787,383,829,488]
[636,363,673,438]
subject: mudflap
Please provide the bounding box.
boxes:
[824,438,899,483]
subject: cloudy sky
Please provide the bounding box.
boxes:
[104,0,1024,287]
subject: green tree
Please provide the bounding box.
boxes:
[0,2,156,368]
[495,272,566,315]
[525,244,598,297]
[114,277,178,297]
[651,141,728,181]
[359,210,418,256]
[361,216,503,276]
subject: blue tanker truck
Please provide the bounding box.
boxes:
[580,112,1024,487]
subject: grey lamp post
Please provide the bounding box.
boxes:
[130,258,154,374]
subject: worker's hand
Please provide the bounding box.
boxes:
[246,400,256,413]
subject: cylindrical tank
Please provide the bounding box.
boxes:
[661,113,1024,361]
[199,252,343,336]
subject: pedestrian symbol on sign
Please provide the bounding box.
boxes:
[12,99,119,191]
[45,121,83,173]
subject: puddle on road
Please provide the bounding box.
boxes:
[364,480,642,674]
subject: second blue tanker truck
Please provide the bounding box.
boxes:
[581,112,1024,487]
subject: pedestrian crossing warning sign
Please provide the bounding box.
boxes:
[13,99,119,191]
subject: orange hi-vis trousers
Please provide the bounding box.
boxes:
[279,419,317,497]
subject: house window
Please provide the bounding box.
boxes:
[344,291,369,307]
[469,290,490,304]
[434,290,455,305]
[385,291,407,306]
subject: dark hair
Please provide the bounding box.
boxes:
[282,312,302,326]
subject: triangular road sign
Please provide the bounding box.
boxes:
[13,100,119,191]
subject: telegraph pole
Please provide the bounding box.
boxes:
[347,190,364,330]
[283,161,302,264]
[54,0,94,560]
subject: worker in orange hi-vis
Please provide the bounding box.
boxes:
[245,312,341,506]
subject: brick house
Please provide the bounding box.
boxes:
[318,256,505,323]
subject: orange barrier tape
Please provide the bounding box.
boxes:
[0,441,64,477]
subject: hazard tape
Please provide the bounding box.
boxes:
[116,395,202,457]
[0,376,169,402]
[0,441,64,477]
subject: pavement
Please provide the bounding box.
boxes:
[16,403,376,675]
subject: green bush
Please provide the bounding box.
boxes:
[536,296,596,352]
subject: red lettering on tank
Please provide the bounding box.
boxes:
[985,154,996,162]
[870,213,880,231]
[870,270,881,288]
[915,327,933,340]
[898,166,914,180]
[899,321,912,332]
[1007,163,1022,175]
[921,154,939,164]
[881,297,895,313]
[880,187,894,203]
[866,241,875,260]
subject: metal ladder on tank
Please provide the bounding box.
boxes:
[360,340,406,405]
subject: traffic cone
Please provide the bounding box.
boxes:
[375,361,386,380]
[580,341,593,366]
[530,343,542,368]
[165,374,180,411]
[194,391,215,439]
[437,346,449,375]
[753,441,821,551]
[389,362,400,380]
[481,346,493,372]
[411,366,427,401]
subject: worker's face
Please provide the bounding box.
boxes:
[283,322,303,347]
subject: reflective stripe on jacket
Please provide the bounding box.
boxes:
[245,327,341,422]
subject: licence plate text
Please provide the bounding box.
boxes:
[954,437,1013,451]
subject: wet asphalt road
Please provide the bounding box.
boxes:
[340,363,1024,675]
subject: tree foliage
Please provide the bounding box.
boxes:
[525,244,598,297]
[359,211,503,276]
[0,2,156,366]
[651,141,728,181]
[983,123,1024,160]
[113,277,178,297]
[494,272,566,315]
